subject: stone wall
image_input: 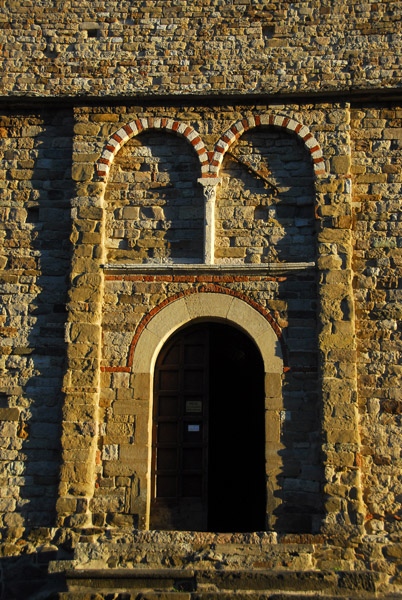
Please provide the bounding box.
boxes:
[0,97,401,575]
[0,2,402,596]
[47,102,358,542]
[105,131,205,263]
[351,105,402,566]
[1,1,402,97]
[0,108,73,527]
[216,126,315,263]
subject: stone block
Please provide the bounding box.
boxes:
[119,444,148,462]
[265,413,280,443]
[106,513,137,527]
[62,404,97,423]
[330,155,351,174]
[0,408,19,421]
[113,401,135,415]
[186,292,231,320]
[103,461,146,477]
[69,369,99,388]
[325,428,360,444]
[0,422,17,437]
[102,444,119,461]
[0,498,16,512]
[56,496,77,515]
[77,206,103,220]
[266,373,282,399]
[72,163,94,181]
[59,462,94,484]
[134,414,149,445]
[122,207,140,219]
[69,323,100,345]
[383,544,402,560]
[383,128,402,140]
[73,122,100,136]
[92,114,120,122]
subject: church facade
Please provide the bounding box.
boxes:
[1,1,402,597]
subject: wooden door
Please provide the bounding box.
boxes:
[150,322,266,532]
[150,325,209,530]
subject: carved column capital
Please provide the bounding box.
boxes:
[197,178,221,265]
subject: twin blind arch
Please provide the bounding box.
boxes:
[96,114,325,180]
[97,114,324,266]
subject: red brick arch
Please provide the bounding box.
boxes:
[101,284,289,373]
[97,113,325,180]
[96,117,208,179]
[211,114,325,178]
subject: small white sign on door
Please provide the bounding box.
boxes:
[188,424,200,432]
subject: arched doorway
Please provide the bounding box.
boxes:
[150,321,266,532]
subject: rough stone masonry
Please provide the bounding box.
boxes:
[0,1,402,599]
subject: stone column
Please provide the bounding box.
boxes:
[198,178,221,265]
[315,103,364,539]
[56,108,106,527]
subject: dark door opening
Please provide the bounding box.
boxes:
[150,322,266,532]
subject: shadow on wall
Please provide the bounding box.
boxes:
[217,126,322,532]
[0,550,69,600]
[274,271,323,534]
[217,126,316,264]
[105,130,205,264]
[0,108,74,528]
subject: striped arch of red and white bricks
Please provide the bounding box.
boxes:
[96,114,326,179]
[96,117,208,179]
[211,115,326,178]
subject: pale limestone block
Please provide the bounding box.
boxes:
[102,149,113,160]
[186,129,198,142]
[265,412,281,443]
[146,297,190,340]
[233,121,244,133]
[273,115,285,126]
[265,372,282,399]
[127,121,138,134]
[225,130,236,142]
[108,137,121,150]
[286,119,299,131]
[254,331,283,374]
[132,327,165,374]
[113,401,135,416]
[305,136,318,149]
[177,123,187,135]
[133,413,150,445]
[132,373,151,402]
[298,125,310,137]
[119,445,148,462]
[115,127,129,142]
[185,292,232,320]
[102,444,119,461]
